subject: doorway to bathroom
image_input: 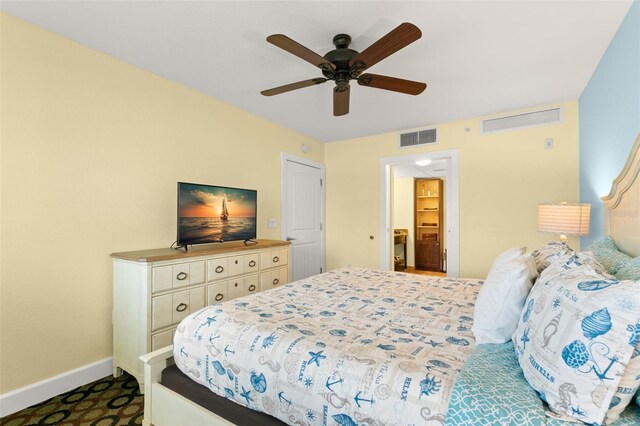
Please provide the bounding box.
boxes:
[379,150,459,277]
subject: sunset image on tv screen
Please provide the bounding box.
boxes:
[178,182,257,245]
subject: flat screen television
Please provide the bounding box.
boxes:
[177,182,257,247]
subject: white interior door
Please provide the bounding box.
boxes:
[283,155,324,281]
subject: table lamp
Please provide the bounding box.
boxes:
[537,202,590,242]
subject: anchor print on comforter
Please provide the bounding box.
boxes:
[173,267,481,425]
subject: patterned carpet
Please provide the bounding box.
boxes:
[1,373,143,426]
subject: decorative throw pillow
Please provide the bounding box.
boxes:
[472,247,538,344]
[512,261,640,425]
[585,236,640,279]
[531,252,640,422]
[534,251,609,286]
[531,242,574,273]
[616,261,640,280]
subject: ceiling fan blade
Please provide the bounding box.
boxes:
[261,78,328,96]
[334,85,350,116]
[357,73,426,95]
[267,34,336,71]
[349,23,421,74]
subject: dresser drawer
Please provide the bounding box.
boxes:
[245,254,259,274]
[260,249,288,270]
[207,281,229,305]
[260,267,288,292]
[152,261,205,293]
[226,255,245,277]
[207,258,228,281]
[244,274,259,296]
[151,328,176,351]
[227,277,244,300]
[226,253,261,277]
[151,287,205,332]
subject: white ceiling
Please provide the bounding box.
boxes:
[394,160,448,179]
[1,1,632,142]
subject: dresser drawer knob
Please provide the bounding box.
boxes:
[235,259,239,264]
[248,260,256,268]
[215,265,224,273]
[176,272,188,281]
[215,293,224,301]
[273,278,279,285]
[273,256,279,263]
[234,282,238,287]
[248,284,256,292]
[176,303,188,312]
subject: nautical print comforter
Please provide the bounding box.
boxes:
[173,267,481,425]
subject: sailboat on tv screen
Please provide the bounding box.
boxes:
[220,196,229,221]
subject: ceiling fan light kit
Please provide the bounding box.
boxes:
[261,22,427,116]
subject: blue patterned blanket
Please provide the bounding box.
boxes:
[445,343,640,425]
[173,267,481,425]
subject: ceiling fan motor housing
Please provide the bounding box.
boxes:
[322,33,359,84]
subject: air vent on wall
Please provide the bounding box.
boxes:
[399,127,438,148]
[481,107,561,134]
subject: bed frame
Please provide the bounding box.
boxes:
[601,133,640,258]
[139,133,640,426]
[140,345,233,426]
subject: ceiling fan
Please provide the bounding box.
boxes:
[260,22,427,117]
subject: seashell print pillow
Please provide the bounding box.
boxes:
[535,251,611,287]
[512,261,640,425]
[531,242,574,273]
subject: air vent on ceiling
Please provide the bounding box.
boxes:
[399,127,438,148]
[481,107,561,134]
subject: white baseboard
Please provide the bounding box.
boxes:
[0,357,113,417]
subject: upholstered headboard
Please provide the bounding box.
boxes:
[601,133,640,257]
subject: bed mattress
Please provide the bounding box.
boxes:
[173,267,481,425]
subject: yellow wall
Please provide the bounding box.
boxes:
[0,14,323,393]
[392,176,415,266]
[325,102,580,277]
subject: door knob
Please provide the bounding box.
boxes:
[286,237,296,241]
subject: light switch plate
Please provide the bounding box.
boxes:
[545,138,554,149]
[267,218,277,228]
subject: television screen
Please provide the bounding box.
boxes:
[177,182,257,246]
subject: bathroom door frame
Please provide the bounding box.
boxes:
[379,149,460,276]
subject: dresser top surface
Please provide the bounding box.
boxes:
[111,239,290,263]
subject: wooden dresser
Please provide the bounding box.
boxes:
[111,239,290,390]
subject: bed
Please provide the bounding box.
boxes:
[140,134,640,426]
[142,269,482,425]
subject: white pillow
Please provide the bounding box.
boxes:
[512,258,640,425]
[472,247,538,344]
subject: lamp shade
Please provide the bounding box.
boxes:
[537,202,590,236]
